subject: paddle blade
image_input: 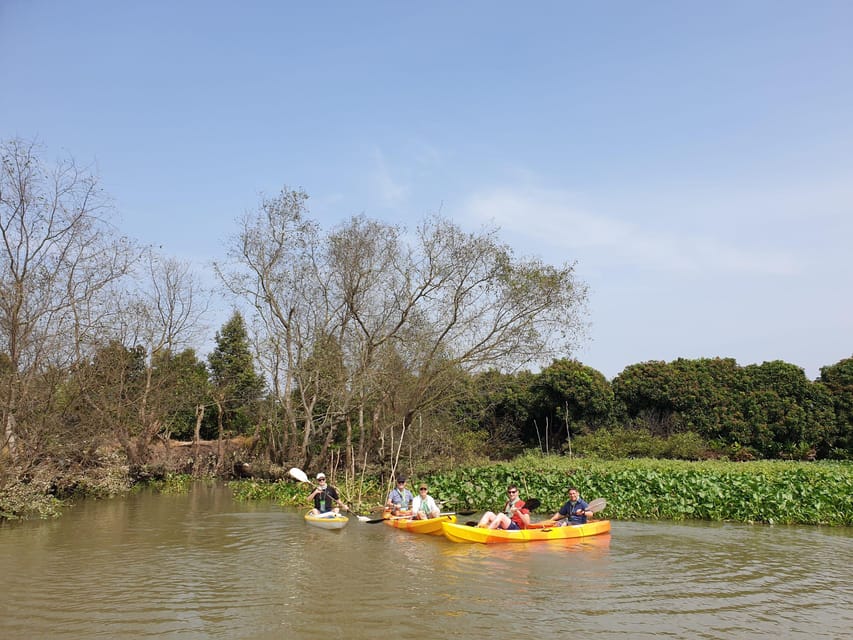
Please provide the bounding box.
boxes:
[524,498,541,511]
[288,467,309,483]
[588,497,607,513]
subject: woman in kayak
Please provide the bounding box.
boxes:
[412,483,441,519]
[477,484,531,530]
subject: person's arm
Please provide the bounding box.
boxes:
[519,508,531,527]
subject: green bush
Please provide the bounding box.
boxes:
[569,427,712,460]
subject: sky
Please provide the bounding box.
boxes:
[2,1,852,380]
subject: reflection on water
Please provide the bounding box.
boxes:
[1,484,851,639]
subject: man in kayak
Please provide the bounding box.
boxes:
[477,485,531,530]
[546,487,592,526]
[386,475,414,516]
[308,473,348,517]
[411,483,441,519]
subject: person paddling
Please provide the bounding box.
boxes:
[307,473,348,517]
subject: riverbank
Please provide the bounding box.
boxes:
[0,437,262,521]
[5,449,852,525]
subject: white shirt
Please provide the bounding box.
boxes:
[411,494,438,516]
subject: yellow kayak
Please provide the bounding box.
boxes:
[304,511,349,530]
[442,519,611,543]
[383,514,457,535]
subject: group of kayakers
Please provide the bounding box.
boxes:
[308,471,594,528]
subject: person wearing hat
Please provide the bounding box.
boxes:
[411,483,441,520]
[385,475,414,516]
[308,473,348,516]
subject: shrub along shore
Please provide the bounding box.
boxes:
[231,455,853,526]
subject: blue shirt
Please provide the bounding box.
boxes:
[558,498,590,524]
[387,487,414,509]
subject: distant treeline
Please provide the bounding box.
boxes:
[464,356,853,462]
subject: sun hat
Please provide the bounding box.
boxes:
[316,473,326,480]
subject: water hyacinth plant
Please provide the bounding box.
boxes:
[423,456,853,526]
[230,455,852,526]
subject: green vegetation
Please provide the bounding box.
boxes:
[140,473,198,494]
[423,455,853,526]
[231,455,853,526]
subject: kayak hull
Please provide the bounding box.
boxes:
[442,519,611,543]
[383,514,458,535]
[304,511,349,529]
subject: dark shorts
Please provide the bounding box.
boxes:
[507,522,520,531]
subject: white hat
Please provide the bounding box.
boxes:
[316,473,326,480]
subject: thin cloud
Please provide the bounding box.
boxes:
[461,186,799,276]
[370,148,409,206]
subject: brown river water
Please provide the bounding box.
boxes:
[1,482,850,639]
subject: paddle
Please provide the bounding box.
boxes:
[465,498,541,526]
[365,509,475,524]
[287,467,369,522]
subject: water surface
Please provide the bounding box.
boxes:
[1,483,850,639]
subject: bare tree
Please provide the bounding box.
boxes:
[0,138,136,463]
[111,250,210,464]
[328,214,588,466]
[215,188,341,466]
[217,188,588,472]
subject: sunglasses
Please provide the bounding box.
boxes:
[419,487,428,491]
[507,490,517,494]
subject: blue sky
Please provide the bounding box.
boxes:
[2,1,851,380]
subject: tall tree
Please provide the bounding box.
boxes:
[0,138,136,465]
[208,311,265,443]
[533,359,615,450]
[217,191,588,470]
[819,356,853,457]
[215,188,327,464]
